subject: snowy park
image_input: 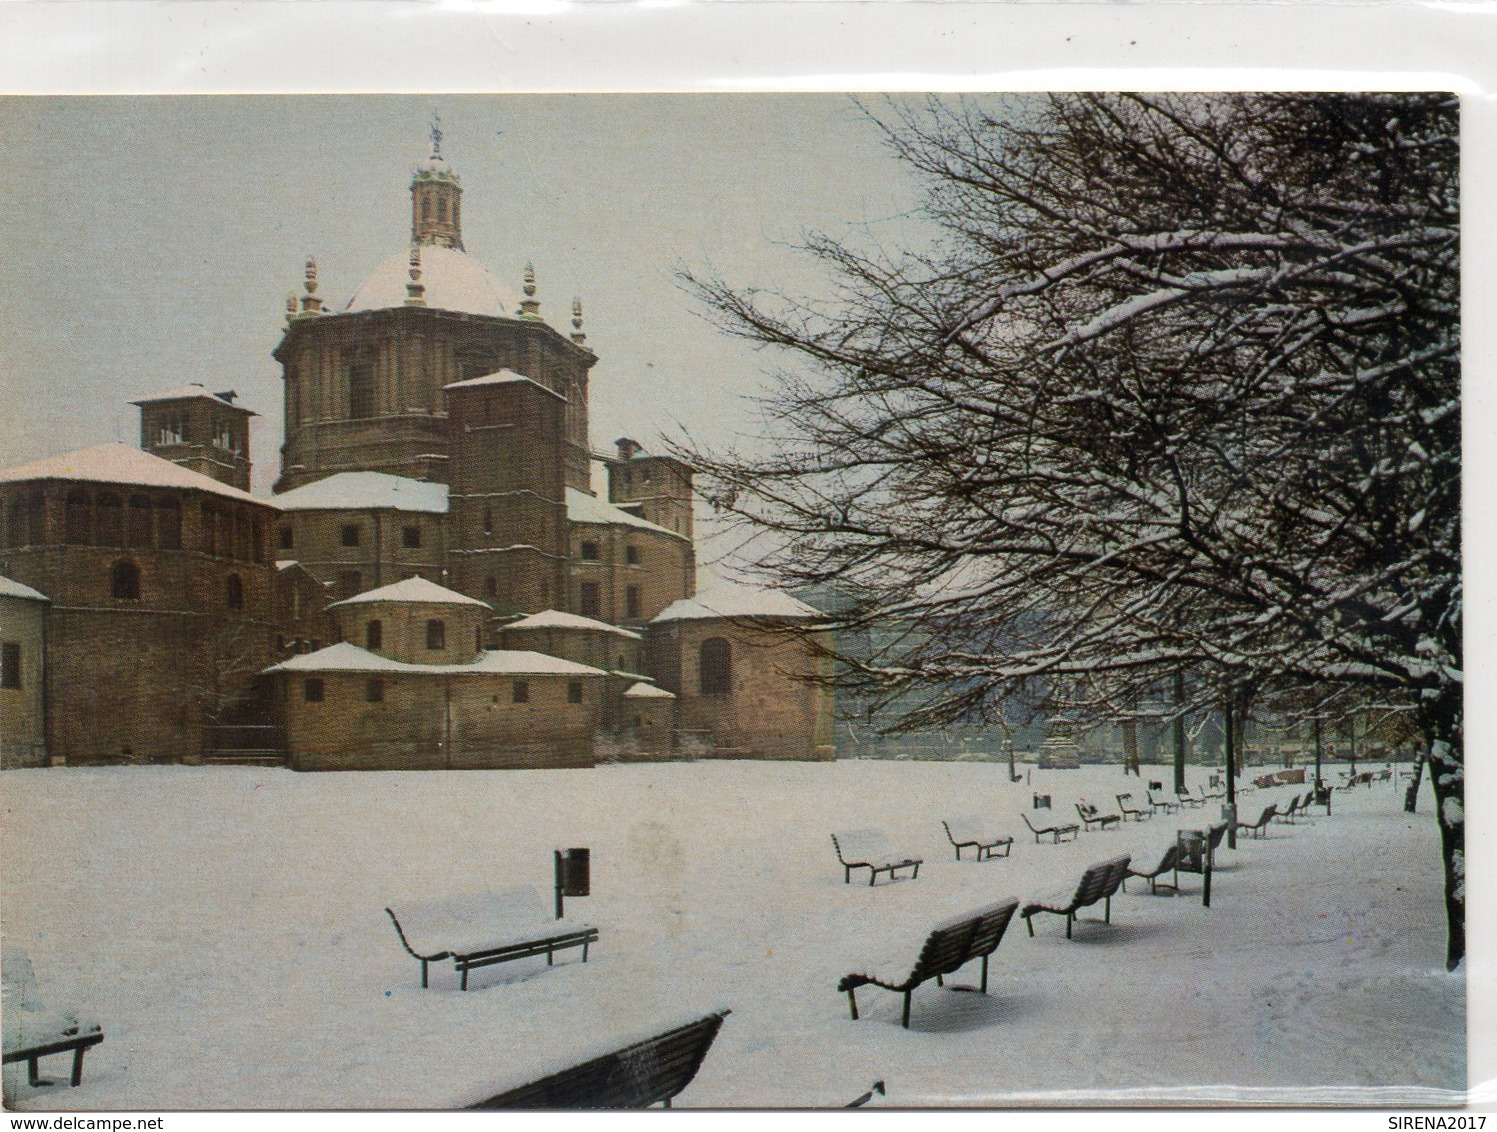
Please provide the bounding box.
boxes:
[0,758,1464,1109]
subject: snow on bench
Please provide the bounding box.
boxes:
[941,817,1014,861]
[837,898,1021,1028]
[1021,855,1132,939]
[2,950,104,1090]
[462,1007,730,1109]
[385,885,599,991]
[830,830,922,885]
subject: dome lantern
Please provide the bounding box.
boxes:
[411,114,464,251]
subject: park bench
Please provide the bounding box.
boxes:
[1123,843,1180,895]
[1234,803,1278,840]
[831,830,922,885]
[1021,811,1079,843]
[465,1008,730,1108]
[1273,794,1303,823]
[1176,789,1207,809]
[941,818,1014,861]
[838,898,1020,1028]
[1115,793,1152,821]
[1021,855,1132,938]
[2,950,104,1090]
[1146,789,1179,814]
[1074,802,1120,831]
[386,885,599,990]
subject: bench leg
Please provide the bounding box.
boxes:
[421,959,429,989]
[935,973,943,987]
[902,990,912,1029]
[461,966,469,992]
[70,1046,87,1088]
[547,946,554,966]
[844,866,851,884]
[980,954,990,994]
[846,989,859,1020]
[1066,913,1073,939]
[911,863,920,880]
[582,940,590,962]
[27,1057,42,1087]
[1026,914,1034,937]
[1105,895,1111,923]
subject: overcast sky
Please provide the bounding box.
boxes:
[0,95,935,514]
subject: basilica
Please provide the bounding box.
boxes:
[0,127,835,771]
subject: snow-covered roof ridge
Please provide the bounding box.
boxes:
[344,245,522,319]
[623,681,675,699]
[565,488,683,540]
[652,583,823,624]
[131,383,255,413]
[505,610,643,639]
[0,443,270,506]
[266,642,606,677]
[444,370,565,400]
[273,472,449,514]
[326,577,490,609]
[0,575,49,602]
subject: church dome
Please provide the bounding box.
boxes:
[343,245,520,319]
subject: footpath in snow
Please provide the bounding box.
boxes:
[0,760,1464,1109]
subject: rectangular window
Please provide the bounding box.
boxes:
[579,581,601,619]
[0,642,20,690]
[579,541,601,562]
[337,570,362,600]
[365,678,384,704]
[341,524,361,547]
[626,586,641,620]
[303,677,325,703]
[626,545,641,565]
[401,525,421,549]
[567,680,583,705]
[426,619,446,650]
[512,680,529,704]
[348,361,375,420]
[366,620,383,651]
[279,526,294,550]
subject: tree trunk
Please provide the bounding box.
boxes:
[1421,690,1463,971]
[1172,671,1187,795]
[1404,753,1424,814]
[1122,718,1140,777]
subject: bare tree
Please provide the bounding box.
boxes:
[681,93,1461,965]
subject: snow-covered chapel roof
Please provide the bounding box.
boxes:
[0,443,269,506]
[0,575,49,603]
[326,577,490,610]
[652,583,822,624]
[505,610,643,639]
[266,642,606,677]
[565,488,683,540]
[273,472,449,514]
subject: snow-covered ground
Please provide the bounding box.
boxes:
[0,760,1464,1109]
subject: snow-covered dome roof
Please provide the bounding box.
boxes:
[652,583,823,624]
[344,245,520,319]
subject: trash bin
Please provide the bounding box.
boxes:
[559,848,590,896]
[1177,830,1206,875]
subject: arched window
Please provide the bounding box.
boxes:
[111,560,141,601]
[366,620,383,651]
[226,573,244,610]
[157,496,182,550]
[127,495,153,548]
[422,196,432,221]
[202,505,218,556]
[699,637,731,696]
[96,493,123,547]
[426,619,446,650]
[484,576,497,599]
[65,490,91,545]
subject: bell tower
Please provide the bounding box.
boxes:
[410,114,463,250]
